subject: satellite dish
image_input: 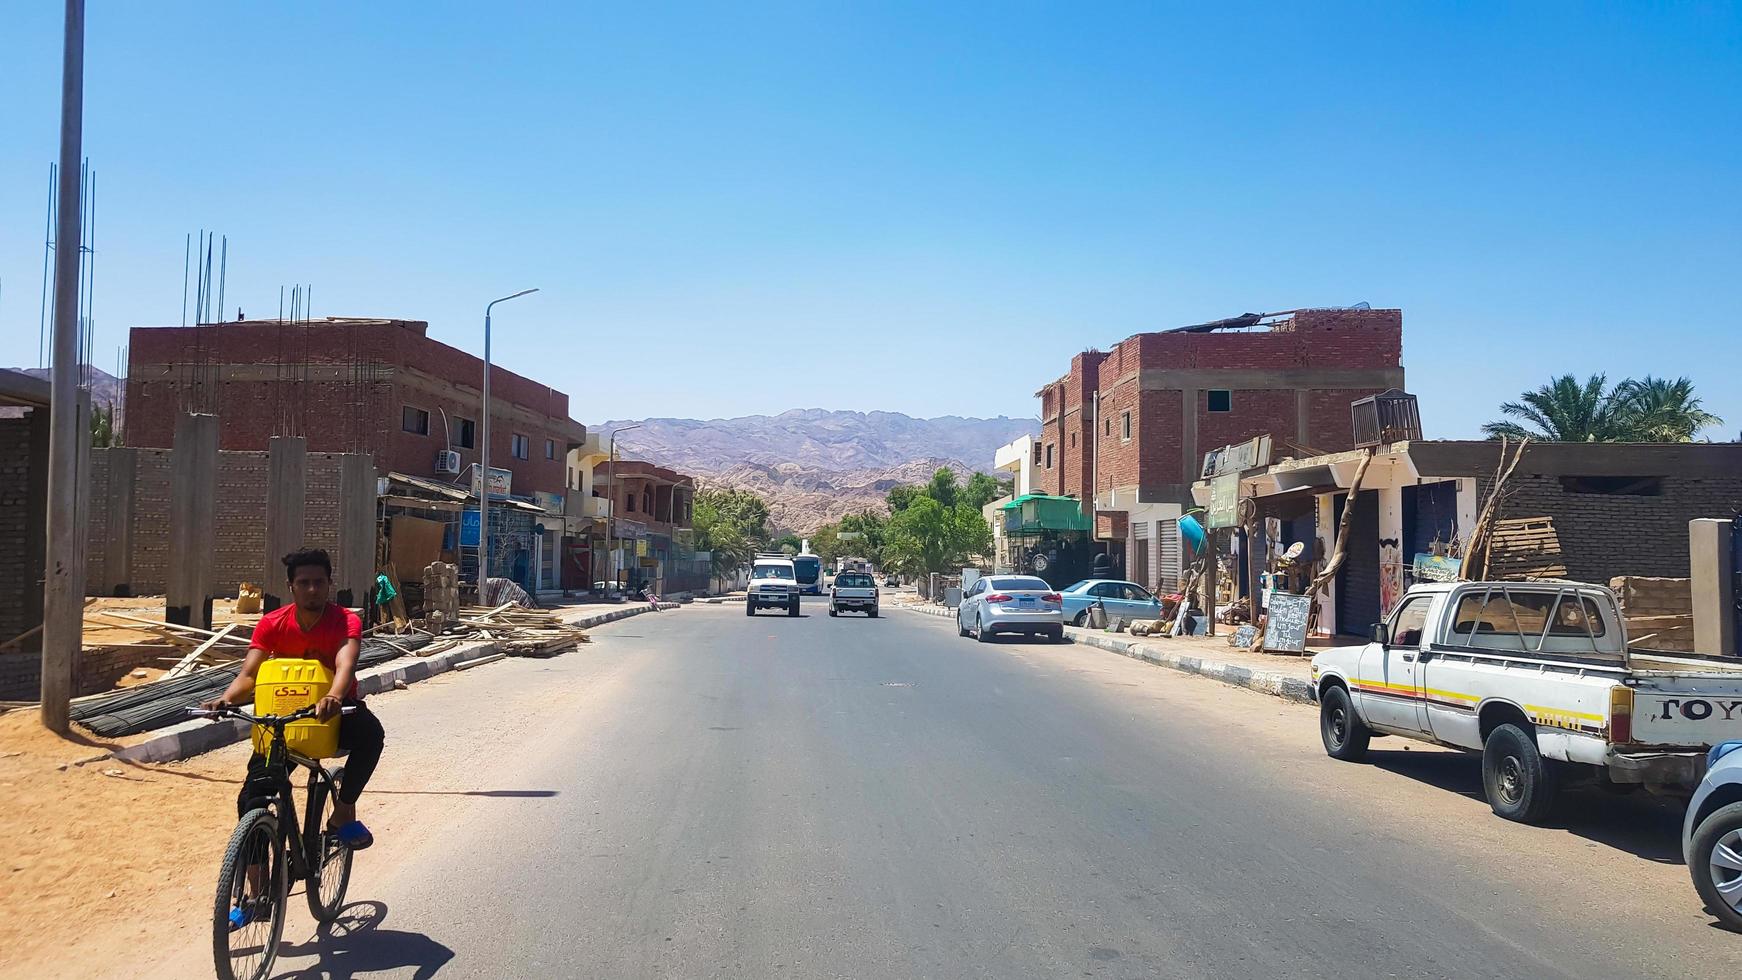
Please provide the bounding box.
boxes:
[1283,541,1306,561]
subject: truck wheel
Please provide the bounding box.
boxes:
[1689,801,1742,931]
[829,607,838,617]
[788,599,800,617]
[745,600,755,617]
[1482,723,1558,823]
[1319,685,1371,761]
[868,607,878,618]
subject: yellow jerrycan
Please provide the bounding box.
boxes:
[252,658,341,758]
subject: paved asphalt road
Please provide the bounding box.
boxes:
[142,596,1742,980]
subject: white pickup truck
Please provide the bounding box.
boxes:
[1312,580,1742,823]
[828,571,879,617]
[745,557,801,617]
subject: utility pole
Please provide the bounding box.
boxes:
[41,0,85,733]
[477,289,537,602]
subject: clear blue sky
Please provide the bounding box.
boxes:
[3,2,1739,438]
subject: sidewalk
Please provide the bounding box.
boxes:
[105,601,680,765]
[892,598,1318,705]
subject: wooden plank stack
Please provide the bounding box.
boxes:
[1485,517,1568,581]
[457,604,589,657]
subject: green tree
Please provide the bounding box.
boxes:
[1614,376,1723,442]
[90,403,119,448]
[838,510,888,567]
[961,471,1010,511]
[1484,373,1725,443]
[774,533,802,556]
[883,496,993,579]
[696,488,771,548]
[692,487,772,589]
[886,484,922,514]
[925,467,959,508]
[1482,374,1634,442]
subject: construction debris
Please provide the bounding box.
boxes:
[456,605,589,658]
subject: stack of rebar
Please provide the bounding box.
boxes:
[71,635,431,738]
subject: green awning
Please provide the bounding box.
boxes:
[1000,494,1091,533]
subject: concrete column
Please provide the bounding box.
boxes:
[1315,493,1338,635]
[1295,389,1310,446]
[1455,477,1480,552]
[98,447,136,596]
[1691,518,1738,657]
[336,454,377,610]
[1378,485,1405,618]
[167,413,218,628]
[1180,387,1199,489]
[261,437,307,613]
[71,390,91,611]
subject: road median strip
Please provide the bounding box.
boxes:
[108,601,679,765]
[893,602,1316,706]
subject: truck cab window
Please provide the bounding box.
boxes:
[1390,597,1431,646]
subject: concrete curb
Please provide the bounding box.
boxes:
[111,602,679,765]
[892,603,1316,705]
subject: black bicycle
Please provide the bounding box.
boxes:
[188,704,358,980]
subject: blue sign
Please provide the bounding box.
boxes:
[460,509,481,548]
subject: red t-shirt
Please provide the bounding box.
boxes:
[250,603,364,699]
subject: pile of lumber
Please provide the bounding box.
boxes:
[90,611,253,677]
[457,604,589,657]
[1484,517,1568,581]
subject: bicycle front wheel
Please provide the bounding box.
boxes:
[212,808,288,980]
[304,766,354,923]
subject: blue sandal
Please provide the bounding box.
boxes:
[333,820,374,850]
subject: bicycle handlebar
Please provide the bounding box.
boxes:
[187,704,357,724]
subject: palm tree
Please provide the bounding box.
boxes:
[1482,374,1633,442]
[1613,376,1723,442]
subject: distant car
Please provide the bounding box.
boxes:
[1685,740,1742,930]
[1058,579,1163,627]
[956,575,1063,642]
[829,572,879,617]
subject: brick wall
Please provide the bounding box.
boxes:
[0,416,39,643]
[0,645,176,701]
[127,320,576,496]
[84,448,363,598]
[1483,473,1742,583]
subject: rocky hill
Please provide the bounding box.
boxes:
[0,366,124,426]
[598,410,1039,534]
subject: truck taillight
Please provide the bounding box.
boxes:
[986,593,1012,603]
[1610,685,1633,743]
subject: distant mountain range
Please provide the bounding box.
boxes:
[597,410,1040,534]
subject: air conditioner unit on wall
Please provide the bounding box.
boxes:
[435,450,461,474]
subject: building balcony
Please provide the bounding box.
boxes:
[568,492,611,519]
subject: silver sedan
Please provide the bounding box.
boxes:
[955,575,1063,643]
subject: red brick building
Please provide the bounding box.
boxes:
[126,318,586,496]
[1031,307,1404,586]
[590,459,696,592]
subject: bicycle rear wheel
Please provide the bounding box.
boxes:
[304,766,354,923]
[212,808,287,980]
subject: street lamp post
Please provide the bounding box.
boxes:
[477,288,538,603]
[603,424,641,595]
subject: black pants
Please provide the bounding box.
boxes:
[236,699,385,817]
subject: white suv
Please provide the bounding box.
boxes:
[746,558,801,617]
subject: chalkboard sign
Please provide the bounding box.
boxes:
[1263,592,1311,653]
[1229,624,1258,648]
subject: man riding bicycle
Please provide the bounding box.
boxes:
[204,548,384,850]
